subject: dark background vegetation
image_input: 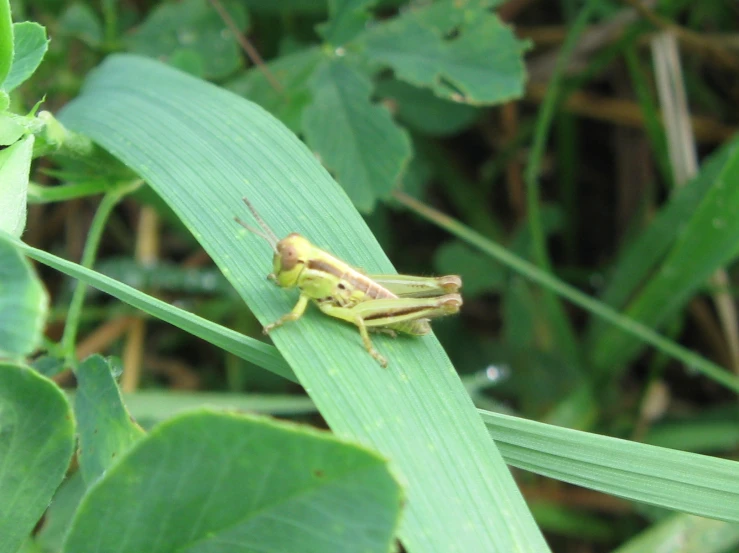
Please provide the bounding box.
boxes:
[4,0,739,551]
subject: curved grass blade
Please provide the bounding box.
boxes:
[482,410,739,523]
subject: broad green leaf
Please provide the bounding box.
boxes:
[590,139,739,373]
[3,22,48,92]
[125,0,249,80]
[58,3,104,48]
[0,134,33,236]
[0,364,75,553]
[362,3,527,105]
[303,58,412,212]
[63,411,402,553]
[59,54,550,553]
[0,236,47,358]
[612,514,739,553]
[317,0,375,46]
[376,78,479,137]
[587,137,739,352]
[74,355,145,485]
[226,47,322,133]
[0,0,11,85]
[481,410,739,522]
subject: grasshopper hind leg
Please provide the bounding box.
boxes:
[355,318,389,368]
[317,302,389,368]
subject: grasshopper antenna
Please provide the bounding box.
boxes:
[235,197,279,252]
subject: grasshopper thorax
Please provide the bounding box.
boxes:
[272,233,312,288]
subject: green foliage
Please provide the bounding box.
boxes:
[482,410,739,522]
[317,0,375,46]
[74,355,145,485]
[226,47,322,132]
[611,514,739,553]
[125,0,249,79]
[434,240,504,296]
[3,22,48,92]
[589,138,739,374]
[64,410,402,553]
[0,364,75,553]
[303,59,412,211]
[0,135,32,235]
[6,234,295,381]
[223,0,528,209]
[3,1,739,552]
[361,1,528,104]
[57,3,104,48]
[0,0,12,85]
[0,237,47,357]
[376,78,480,137]
[34,472,86,553]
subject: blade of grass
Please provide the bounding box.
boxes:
[522,0,600,369]
[60,182,140,365]
[57,54,551,553]
[585,136,739,346]
[392,190,739,394]
[0,232,296,382]
[481,410,739,523]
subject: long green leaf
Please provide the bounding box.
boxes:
[58,54,550,553]
[590,139,739,373]
[0,233,295,382]
[482,410,739,523]
[395,191,739,393]
[586,137,738,347]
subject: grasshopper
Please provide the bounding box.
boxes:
[235,198,462,368]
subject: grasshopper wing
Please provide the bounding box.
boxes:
[370,274,462,298]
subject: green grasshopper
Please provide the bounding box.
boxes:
[235,198,462,368]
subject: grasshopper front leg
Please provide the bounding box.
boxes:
[263,294,310,334]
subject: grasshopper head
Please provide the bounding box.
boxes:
[272,233,311,288]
